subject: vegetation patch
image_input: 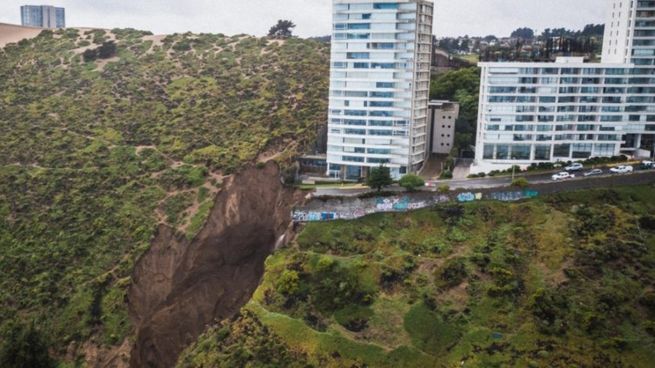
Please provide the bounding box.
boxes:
[188,185,655,367]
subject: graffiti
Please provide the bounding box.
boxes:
[457,192,476,202]
[435,195,450,204]
[408,201,427,210]
[488,190,539,202]
[393,196,410,211]
[353,208,366,218]
[376,198,394,211]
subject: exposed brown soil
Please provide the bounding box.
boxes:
[127,162,300,368]
[0,23,43,48]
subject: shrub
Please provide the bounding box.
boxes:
[0,322,55,368]
[512,177,530,188]
[437,184,450,194]
[439,258,468,288]
[639,215,655,231]
[439,170,453,180]
[97,41,117,59]
[275,270,300,296]
[334,305,373,332]
[399,174,425,191]
[82,48,98,62]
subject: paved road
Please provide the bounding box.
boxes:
[315,168,655,197]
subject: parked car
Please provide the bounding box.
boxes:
[552,172,575,181]
[610,165,634,174]
[583,169,604,177]
[565,163,584,172]
[640,161,654,170]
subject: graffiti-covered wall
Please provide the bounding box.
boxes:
[292,189,540,223]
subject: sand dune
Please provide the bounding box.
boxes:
[0,23,43,48]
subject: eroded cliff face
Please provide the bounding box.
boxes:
[127,162,299,368]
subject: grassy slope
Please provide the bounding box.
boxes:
[180,185,655,368]
[0,28,328,356]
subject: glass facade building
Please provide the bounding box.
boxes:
[21,5,65,29]
[326,0,433,180]
[474,0,655,171]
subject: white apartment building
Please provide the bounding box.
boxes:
[473,0,655,172]
[326,0,433,180]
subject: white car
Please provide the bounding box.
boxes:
[583,169,604,177]
[565,163,584,172]
[610,165,634,174]
[552,172,575,181]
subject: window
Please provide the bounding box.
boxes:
[496,145,510,160]
[482,144,494,160]
[594,144,615,156]
[348,23,370,30]
[553,144,571,158]
[374,3,399,9]
[369,129,392,136]
[347,52,369,59]
[534,145,551,160]
[367,148,391,154]
[511,145,531,160]
[343,156,365,163]
[572,144,593,159]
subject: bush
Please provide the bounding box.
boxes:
[512,177,530,188]
[334,305,373,332]
[275,270,300,296]
[437,184,450,194]
[639,215,655,231]
[82,48,98,62]
[439,170,453,180]
[0,322,55,368]
[399,174,425,191]
[97,41,117,59]
[439,258,468,288]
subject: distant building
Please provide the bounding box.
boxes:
[428,100,459,154]
[326,0,434,180]
[20,5,65,29]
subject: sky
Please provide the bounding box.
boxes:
[0,0,607,38]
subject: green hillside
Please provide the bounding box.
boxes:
[0,28,328,360]
[180,185,655,368]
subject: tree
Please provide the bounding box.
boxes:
[268,20,296,38]
[510,27,535,40]
[0,322,55,368]
[399,174,425,192]
[366,165,393,192]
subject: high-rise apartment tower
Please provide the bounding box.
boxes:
[326,0,434,180]
[21,5,65,29]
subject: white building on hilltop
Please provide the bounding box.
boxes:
[326,0,433,180]
[473,0,655,173]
